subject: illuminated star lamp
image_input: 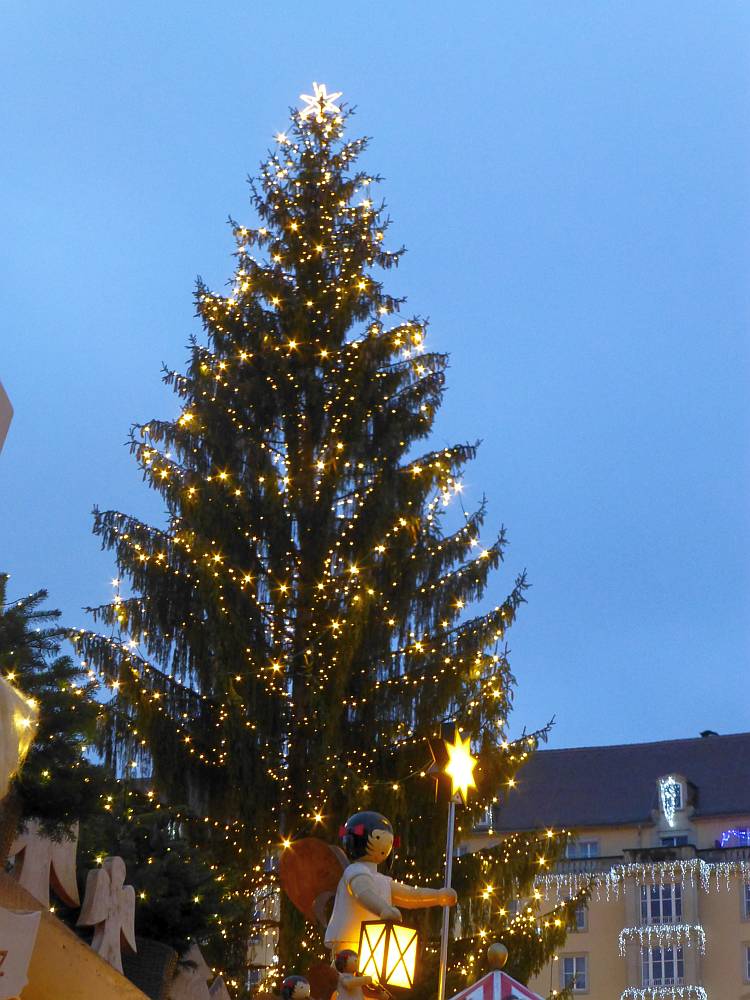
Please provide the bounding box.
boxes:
[358,918,418,991]
[427,723,478,1000]
[427,724,478,805]
[444,730,477,805]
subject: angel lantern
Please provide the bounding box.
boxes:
[77,855,136,973]
[325,812,456,954]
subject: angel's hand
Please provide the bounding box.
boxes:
[438,888,457,906]
[380,904,402,922]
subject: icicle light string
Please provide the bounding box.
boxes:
[618,923,706,957]
[621,989,708,1000]
[538,858,750,902]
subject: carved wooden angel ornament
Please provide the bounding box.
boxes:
[280,812,456,956]
[167,941,214,1000]
[208,975,232,1000]
[9,819,80,908]
[77,855,136,973]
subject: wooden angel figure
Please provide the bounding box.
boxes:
[324,812,456,954]
[9,819,80,908]
[77,855,136,973]
[334,949,391,1000]
[167,941,213,1000]
[281,976,311,1000]
[209,975,232,1000]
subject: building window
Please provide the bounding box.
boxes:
[642,946,684,987]
[574,903,587,932]
[565,840,600,859]
[562,955,588,992]
[474,805,495,830]
[660,835,689,846]
[744,884,750,920]
[640,884,682,924]
[744,945,750,983]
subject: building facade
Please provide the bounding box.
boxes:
[484,732,750,1000]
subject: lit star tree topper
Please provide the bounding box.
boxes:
[299,81,343,122]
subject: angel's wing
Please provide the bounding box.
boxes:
[119,884,137,953]
[280,837,347,923]
[7,825,27,861]
[307,961,339,1000]
[209,974,232,999]
[50,823,80,907]
[77,868,111,927]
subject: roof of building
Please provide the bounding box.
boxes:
[493,731,750,831]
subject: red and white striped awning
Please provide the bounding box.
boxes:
[449,970,543,1000]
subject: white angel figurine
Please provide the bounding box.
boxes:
[9,819,80,908]
[77,855,137,973]
[209,975,232,1000]
[325,812,456,955]
[168,941,213,1000]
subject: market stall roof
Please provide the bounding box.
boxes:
[449,969,543,1000]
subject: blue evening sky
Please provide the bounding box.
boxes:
[2,2,749,750]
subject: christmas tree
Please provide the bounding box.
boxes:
[76,86,580,995]
[0,573,104,840]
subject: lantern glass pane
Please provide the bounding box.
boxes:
[385,924,418,989]
[360,922,387,982]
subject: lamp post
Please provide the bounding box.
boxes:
[429,724,478,1000]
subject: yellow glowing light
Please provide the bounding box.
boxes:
[359,920,418,991]
[299,82,343,122]
[444,730,477,804]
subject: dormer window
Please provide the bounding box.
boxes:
[658,775,684,827]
